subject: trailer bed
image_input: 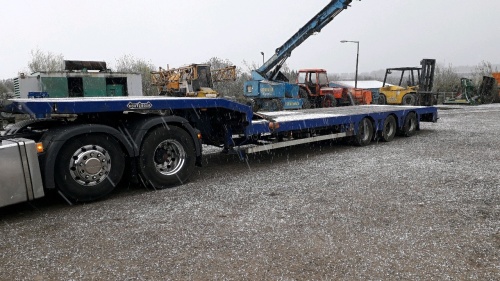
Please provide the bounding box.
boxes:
[4,97,437,138]
[249,104,437,135]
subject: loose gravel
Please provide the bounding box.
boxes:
[1,104,499,280]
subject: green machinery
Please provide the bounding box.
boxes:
[13,60,143,98]
[443,76,496,105]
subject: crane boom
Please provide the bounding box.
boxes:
[244,0,355,112]
[254,0,352,81]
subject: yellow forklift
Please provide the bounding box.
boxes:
[378,59,436,106]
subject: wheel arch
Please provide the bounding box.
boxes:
[39,124,135,190]
[126,115,202,165]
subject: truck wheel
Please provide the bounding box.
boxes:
[299,88,311,109]
[381,115,397,142]
[378,94,387,105]
[55,134,125,202]
[353,117,373,146]
[138,125,196,189]
[399,112,417,137]
[402,93,416,105]
[321,94,336,108]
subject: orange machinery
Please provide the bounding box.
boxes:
[297,68,372,107]
[492,73,500,102]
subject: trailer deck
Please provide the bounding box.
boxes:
[5,97,438,138]
[250,104,437,135]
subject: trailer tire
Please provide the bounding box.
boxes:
[400,112,417,137]
[55,134,125,202]
[353,118,373,146]
[138,125,196,189]
[381,115,397,142]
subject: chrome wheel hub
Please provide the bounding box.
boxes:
[69,145,111,186]
[153,140,186,176]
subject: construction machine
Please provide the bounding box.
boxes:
[491,72,500,103]
[296,68,371,108]
[443,76,497,105]
[151,64,236,98]
[243,0,354,112]
[378,59,436,106]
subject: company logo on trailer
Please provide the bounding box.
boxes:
[127,101,153,110]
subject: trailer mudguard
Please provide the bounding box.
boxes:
[38,124,135,190]
[123,115,202,166]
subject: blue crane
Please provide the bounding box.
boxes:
[243,0,353,112]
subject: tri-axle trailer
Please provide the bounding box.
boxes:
[0,96,437,207]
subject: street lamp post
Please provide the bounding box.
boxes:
[260,51,265,65]
[340,40,359,89]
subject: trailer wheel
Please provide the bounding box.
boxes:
[138,125,196,189]
[353,118,374,146]
[299,88,311,109]
[381,115,397,142]
[321,94,336,108]
[400,112,417,137]
[377,94,387,105]
[55,134,125,202]
[402,93,417,105]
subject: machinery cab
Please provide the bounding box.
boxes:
[379,67,420,105]
[297,69,330,97]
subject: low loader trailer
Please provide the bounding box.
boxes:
[0,96,437,207]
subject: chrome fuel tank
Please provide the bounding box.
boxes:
[0,138,44,207]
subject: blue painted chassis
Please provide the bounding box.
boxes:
[5,96,438,140]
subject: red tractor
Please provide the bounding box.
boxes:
[296,69,372,108]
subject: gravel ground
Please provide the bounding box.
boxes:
[1,104,499,280]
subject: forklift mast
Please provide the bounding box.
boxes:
[419,59,436,92]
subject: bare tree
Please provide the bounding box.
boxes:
[28,48,64,73]
[0,79,14,94]
[471,60,494,86]
[327,73,342,82]
[115,55,156,96]
[433,63,461,93]
[205,57,243,98]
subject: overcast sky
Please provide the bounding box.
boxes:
[1,0,499,79]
